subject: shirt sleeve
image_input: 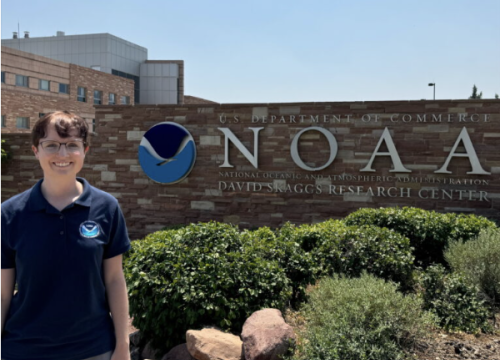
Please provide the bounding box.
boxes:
[1,211,16,269]
[104,203,131,259]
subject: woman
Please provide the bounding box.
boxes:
[1,111,131,360]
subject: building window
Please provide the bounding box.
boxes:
[77,87,86,102]
[91,65,101,71]
[16,117,30,129]
[94,90,103,105]
[39,79,50,91]
[112,69,139,103]
[39,113,46,118]
[1,72,5,83]
[1,115,6,128]
[92,119,96,132]
[109,93,116,105]
[120,96,130,105]
[16,75,28,87]
[59,83,69,94]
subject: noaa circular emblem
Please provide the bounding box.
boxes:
[138,122,196,184]
[80,221,101,238]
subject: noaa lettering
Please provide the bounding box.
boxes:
[218,126,490,175]
[290,127,338,171]
[360,127,411,173]
[434,127,490,175]
[218,127,264,168]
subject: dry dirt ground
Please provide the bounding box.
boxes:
[411,321,500,360]
[128,313,500,359]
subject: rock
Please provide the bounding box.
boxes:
[162,343,196,360]
[241,309,295,360]
[186,328,243,360]
[130,330,142,347]
[142,340,161,360]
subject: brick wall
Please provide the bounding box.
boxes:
[2,100,499,239]
[1,46,134,133]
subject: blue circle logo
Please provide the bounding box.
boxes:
[138,122,196,184]
[80,221,101,238]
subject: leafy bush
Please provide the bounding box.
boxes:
[344,207,497,267]
[124,222,292,352]
[416,265,491,333]
[241,226,316,306]
[292,273,435,360]
[445,228,500,306]
[281,220,415,289]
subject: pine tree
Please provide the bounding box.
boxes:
[469,85,483,99]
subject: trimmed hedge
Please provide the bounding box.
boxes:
[279,220,415,289]
[344,207,497,267]
[125,222,291,352]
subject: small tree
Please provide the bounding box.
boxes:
[495,94,499,99]
[469,85,483,99]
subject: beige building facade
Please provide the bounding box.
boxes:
[1,46,134,133]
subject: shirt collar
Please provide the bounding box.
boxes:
[28,177,92,212]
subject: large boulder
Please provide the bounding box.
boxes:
[162,343,196,360]
[241,309,295,360]
[186,328,243,360]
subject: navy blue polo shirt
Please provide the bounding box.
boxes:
[1,178,131,360]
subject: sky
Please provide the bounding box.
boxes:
[1,0,499,104]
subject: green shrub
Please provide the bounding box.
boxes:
[344,207,497,267]
[292,273,435,360]
[281,220,415,289]
[241,226,316,306]
[416,264,491,333]
[124,222,292,352]
[445,228,500,306]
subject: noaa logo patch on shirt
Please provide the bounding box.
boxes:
[80,221,101,238]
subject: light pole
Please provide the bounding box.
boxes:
[428,83,436,100]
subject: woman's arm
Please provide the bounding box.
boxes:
[1,268,16,333]
[104,255,131,360]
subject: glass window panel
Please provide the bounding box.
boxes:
[16,75,28,87]
[16,117,30,129]
[77,87,86,102]
[39,79,50,91]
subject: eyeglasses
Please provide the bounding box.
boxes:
[39,140,86,154]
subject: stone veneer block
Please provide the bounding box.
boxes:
[350,104,367,109]
[138,198,152,205]
[1,176,14,181]
[104,114,122,119]
[484,133,500,137]
[316,178,332,186]
[116,159,138,165]
[279,106,300,115]
[200,136,221,146]
[252,107,268,117]
[127,131,145,141]
[343,193,373,202]
[19,156,37,160]
[101,171,116,181]
[93,165,108,171]
[130,165,142,172]
[205,189,222,196]
[191,201,215,210]
[448,107,467,113]
[134,178,150,184]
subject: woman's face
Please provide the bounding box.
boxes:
[32,120,88,180]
